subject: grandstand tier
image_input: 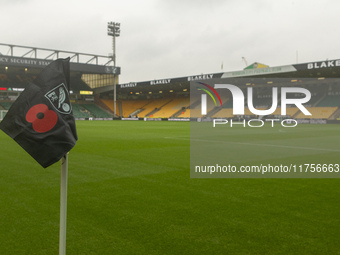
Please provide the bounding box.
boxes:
[1,49,340,121]
[71,103,113,119]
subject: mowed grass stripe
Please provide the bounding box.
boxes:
[191,124,340,173]
[0,121,339,254]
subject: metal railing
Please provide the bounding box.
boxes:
[0,43,113,66]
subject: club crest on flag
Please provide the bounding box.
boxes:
[45,83,72,114]
[0,58,78,168]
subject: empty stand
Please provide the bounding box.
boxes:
[317,95,340,107]
[179,109,191,118]
[121,100,150,117]
[72,104,92,118]
[295,107,338,119]
[137,98,173,117]
[271,107,300,117]
[0,102,13,110]
[154,98,190,118]
[101,99,121,116]
[81,104,112,118]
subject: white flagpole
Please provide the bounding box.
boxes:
[59,153,69,255]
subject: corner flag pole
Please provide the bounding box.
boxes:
[59,153,69,255]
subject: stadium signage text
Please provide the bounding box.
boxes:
[0,56,51,66]
[307,60,340,69]
[120,83,137,88]
[12,88,25,92]
[188,74,213,81]
[150,79,171,85]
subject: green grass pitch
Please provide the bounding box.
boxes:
[0,121,340,254]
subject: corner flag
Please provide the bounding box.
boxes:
[0,58,77,168]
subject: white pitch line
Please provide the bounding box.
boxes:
[164,136,340,153]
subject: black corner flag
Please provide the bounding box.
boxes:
[0,58,78,168]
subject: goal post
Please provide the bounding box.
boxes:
[0,110,8,121]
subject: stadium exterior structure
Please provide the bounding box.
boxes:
[0,42,339,99]
[0,43,340,122]
[0,43,120,74]
[0,43,120,101]
[112,58,340,123]
[116,58,340,98]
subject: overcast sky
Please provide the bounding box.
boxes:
[1,0,339,83]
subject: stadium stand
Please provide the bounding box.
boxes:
[71,104,92,119]
[213,107,255,118]
[101,99,120,116]
[179,109,191,118]
[0,102,13,110]
[248,96,276,108]
[0,101,111,119]
[137,98,173,117]
[154,97,190,118]
[1,48,340,122]
[81,104,112,118]
[271,107,300,117]
[317,95,340,107]
[212,108,234,118]
[101,97,190,118]
[295,107,338,119]
[120,99,150,117]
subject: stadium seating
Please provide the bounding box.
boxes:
[101,99,120,116]
[179,109,191,118]
[212,108,234,118]
[120,99,150,117]
[2,91,339,120]
[295,107,338,119]
[137,98,173,117]
[0,102,13,110]
[0,101,112,119]
[248,97,276,108]
[101,99,190,118]
[154,98,190,118]
[271,107,300,117]
[316,95,340,107]
[81,104,112,118]
[71,104,92,119]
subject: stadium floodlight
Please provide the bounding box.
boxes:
[107,22,121,37]
[107,21,120,117]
